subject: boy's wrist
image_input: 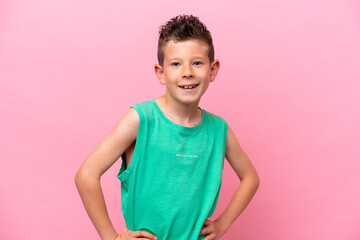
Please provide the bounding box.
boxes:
[109,234,120,240]
[214,218,230,233]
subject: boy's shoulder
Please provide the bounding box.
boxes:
[201,108,227,126]
[128,99,154,115]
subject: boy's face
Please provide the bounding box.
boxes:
[155,39,220,106]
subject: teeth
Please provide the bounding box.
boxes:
[181,84,197,89]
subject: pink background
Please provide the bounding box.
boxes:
[1,0,359,239]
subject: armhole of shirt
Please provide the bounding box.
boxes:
[222,118,228,168]
[117,104,145,183]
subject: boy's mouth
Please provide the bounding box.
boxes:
[178,84,199,89]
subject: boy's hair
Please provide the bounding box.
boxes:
[157,14,214,67]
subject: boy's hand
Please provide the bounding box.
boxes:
[118,226,158,240]
[199,219,227,240]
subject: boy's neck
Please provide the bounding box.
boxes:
[155,95,202,127]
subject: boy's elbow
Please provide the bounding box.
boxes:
[74,171,84,188]
[253,172,260,190]
[255,175,260,188]
[243,171,260,190]
[75,168,101,185]
[74,169,94,187]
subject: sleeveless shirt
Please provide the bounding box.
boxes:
[117,99,228,240]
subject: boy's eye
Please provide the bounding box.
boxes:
[194,61,202,65]
[171,62,180,66]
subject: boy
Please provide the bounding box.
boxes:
[75,14,260,240]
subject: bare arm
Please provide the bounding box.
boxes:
[75,107,139,240]
[215,125,260,232]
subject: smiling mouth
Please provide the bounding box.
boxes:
[179,84,199,89]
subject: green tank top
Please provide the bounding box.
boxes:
[117,99,228,240]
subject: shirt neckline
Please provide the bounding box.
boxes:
[151,98,205,133]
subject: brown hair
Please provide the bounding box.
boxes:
[157,14,214,67]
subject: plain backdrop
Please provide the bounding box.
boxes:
[1,0,359,239]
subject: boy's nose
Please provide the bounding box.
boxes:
[182,65,194,78]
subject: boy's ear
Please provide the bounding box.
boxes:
[209,59,220,82]
[154,64,166,85]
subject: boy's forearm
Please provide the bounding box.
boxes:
[215,177,260,232]
[75,175,118,240]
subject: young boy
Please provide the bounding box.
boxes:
[75,14,260,240]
